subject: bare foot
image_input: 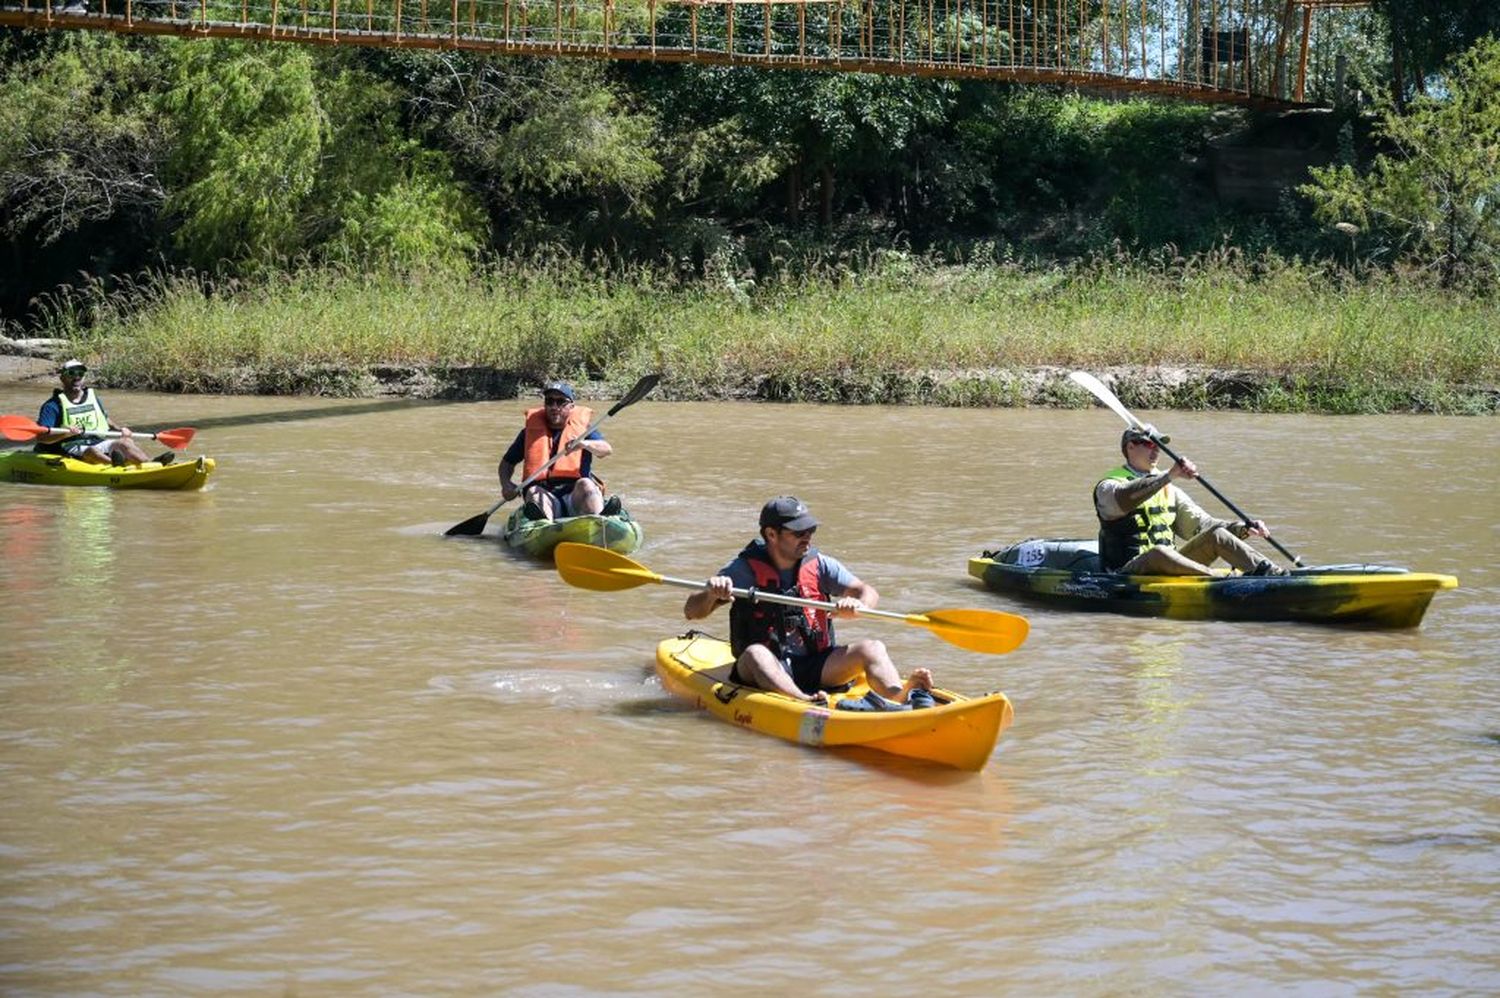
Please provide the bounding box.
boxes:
[897,668,934,702]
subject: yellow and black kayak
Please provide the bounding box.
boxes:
[969,538,1457,629]
[500,504,643,560]
[0,450,215,490]
[655,633,1014,771]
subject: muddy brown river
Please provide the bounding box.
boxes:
[2,384,1496,993]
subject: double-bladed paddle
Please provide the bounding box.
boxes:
[1068,370,1305,567]
[444,374,661,537]
[0,414,197,450]
[554,542,1030,655]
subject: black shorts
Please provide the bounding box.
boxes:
[731,647,836,695]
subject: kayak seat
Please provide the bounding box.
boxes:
[991,538,1103,573]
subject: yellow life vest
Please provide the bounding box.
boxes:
[57,388,110,436]
[1096,465,1177,571]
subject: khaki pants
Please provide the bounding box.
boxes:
[1120,527,1264,577]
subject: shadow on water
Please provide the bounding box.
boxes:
[612,696,691,717]
[1370,832,1500,851]
[161,397,475,433]
[1,397,475,449]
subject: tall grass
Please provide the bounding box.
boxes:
[34,254,1500,412]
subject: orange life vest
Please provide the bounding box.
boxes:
[521,405,594,481]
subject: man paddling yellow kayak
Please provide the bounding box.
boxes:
[682,496,936,712]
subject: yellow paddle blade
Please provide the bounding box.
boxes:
[908,608,1029,655]
[555,542,663,591]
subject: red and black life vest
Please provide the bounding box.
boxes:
[727,542,835,660]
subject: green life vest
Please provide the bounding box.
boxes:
[58,388,110,437]
[1096,465,1177,572]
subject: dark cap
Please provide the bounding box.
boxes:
[540,381,576,401]
[759,496,818,532]
[1122,423,1170,447]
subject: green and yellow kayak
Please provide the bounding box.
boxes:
[969,538,1457,629]
[0,450,215,491]
[500,504,643,560]
[655,633,1014,771]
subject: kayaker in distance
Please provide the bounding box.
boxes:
[497,381,620,521]
[683,496,937,711]
[33,359,172,467]
[1095,425,1286,577]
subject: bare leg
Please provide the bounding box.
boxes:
[523,485,560,520]
[820,639,932,703]
[570,478,604,515]
[1121,545,1217,577]
[735,645,826,703]
[113,437,151,465]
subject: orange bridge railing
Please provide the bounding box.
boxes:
[0,0,1369,107]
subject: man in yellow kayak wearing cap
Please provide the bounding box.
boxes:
[33,359,167,467]
[1094,424,1286,577]
[497,380,618,521]
[682,496,936,712]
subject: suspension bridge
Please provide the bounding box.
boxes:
[0,0,1370,108]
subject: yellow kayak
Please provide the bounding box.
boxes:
[655,633,1014,771]
[0,450,215,490]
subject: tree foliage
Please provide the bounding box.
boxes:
[1302,35,1500,287]
[0,33,163,245]
[1371,0,1500,100]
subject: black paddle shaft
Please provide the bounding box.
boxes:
[1151,436,1305,567]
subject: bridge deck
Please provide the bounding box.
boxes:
[1,0,1365,107]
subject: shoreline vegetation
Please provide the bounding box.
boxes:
[10,256,1499,414]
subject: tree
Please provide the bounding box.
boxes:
[0,33,165,246]
[1371,0,1500,105]
[1301,36,1500,287]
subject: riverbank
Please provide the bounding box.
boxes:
[12,259,1498,414]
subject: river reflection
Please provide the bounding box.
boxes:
[0,384,1496,994]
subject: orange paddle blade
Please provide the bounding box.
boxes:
[153,427,196,450]
[0,414,47,441]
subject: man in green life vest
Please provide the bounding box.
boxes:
[32,359,163,466]
[1093,425,1287,577]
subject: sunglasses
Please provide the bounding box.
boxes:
[62,368,87,377]
[1130,437,1158,448]
[780,527,816,539]
[543,396,572,406]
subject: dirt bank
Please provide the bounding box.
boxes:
[3,340,1494,413]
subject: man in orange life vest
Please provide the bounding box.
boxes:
[682,496,936,711]
[497,381,616,520]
